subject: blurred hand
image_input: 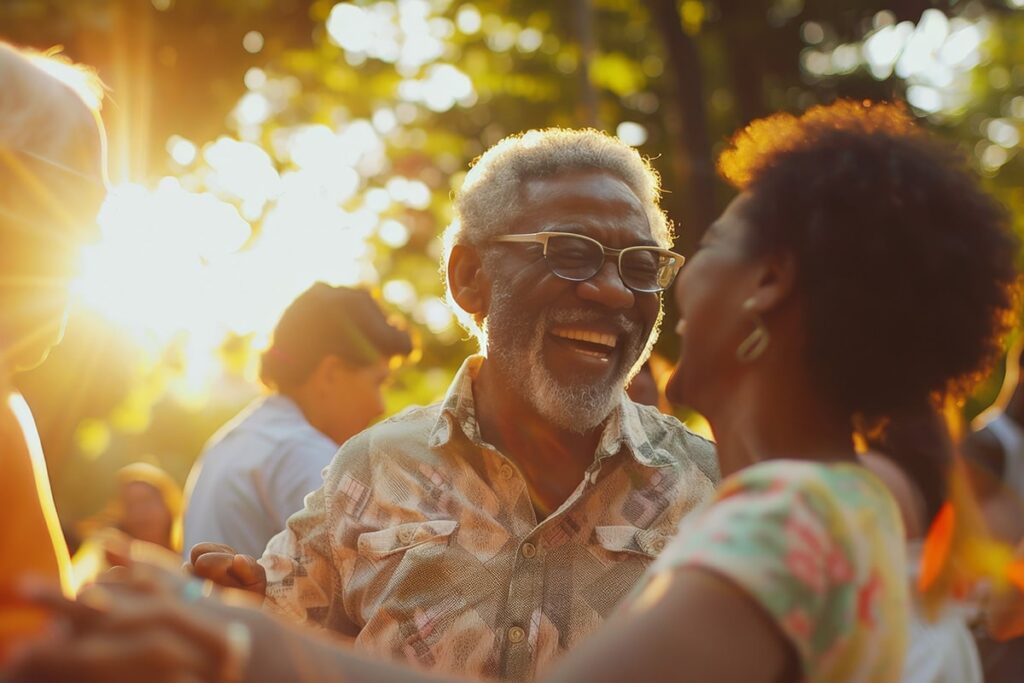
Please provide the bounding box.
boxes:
[3,572,248,683]
[187,544,266,597]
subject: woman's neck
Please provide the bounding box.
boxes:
[708,370,855,478]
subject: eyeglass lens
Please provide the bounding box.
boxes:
[545,234,671,292]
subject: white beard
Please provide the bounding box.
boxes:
[484,287,658,434]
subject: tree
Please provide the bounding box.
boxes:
[3,0,1022,521]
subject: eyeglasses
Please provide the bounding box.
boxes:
[491,231,684,293]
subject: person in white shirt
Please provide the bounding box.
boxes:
[182,283,412,559]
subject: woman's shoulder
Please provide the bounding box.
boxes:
[650,458,909,683]
[659,458,905,585]
[719,459,897,516]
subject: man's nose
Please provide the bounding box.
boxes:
[575,260,636,309]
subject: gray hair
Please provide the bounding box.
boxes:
[0,42,106,171]
[442,127,672,343]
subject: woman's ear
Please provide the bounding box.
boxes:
[747,249,796,315]
[448,244,491,319]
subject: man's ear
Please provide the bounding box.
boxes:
[308,354,340,394]
[448,244,491,319]
[747,249,796,315]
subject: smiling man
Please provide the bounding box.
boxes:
[191,128,718,682]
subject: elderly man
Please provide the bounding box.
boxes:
[191,128,718,681]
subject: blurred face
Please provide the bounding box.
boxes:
[666,193,760,414]
[1,117,105,370]
[321,357,391,444]
[484,169,662,433]
[119,481,173,547]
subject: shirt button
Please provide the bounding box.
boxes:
[508,626,526,644]
[499,463,515,480]
[521,542,537,559]
[653,539,666,553]
[398,528,414,544]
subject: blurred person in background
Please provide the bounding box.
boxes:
[625,353,674,413]
[625,360,659,407]
[962,337,1024,683]
[862,407,983,683]
[9,100,1018,683]
[0,40,106,663]
[965,336,1024,539]
[985,537,1024,642]
[71,462,182,590]
[182,283,412,560]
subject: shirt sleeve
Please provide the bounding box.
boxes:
[650,466,858,675]
[260,436,365,637]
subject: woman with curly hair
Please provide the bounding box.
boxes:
[549,99,1018,683]
[7,101,1019,683]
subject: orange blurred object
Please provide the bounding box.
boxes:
[919,502,954,594]
[918,456,1019,617]
[1008,560,1024,592]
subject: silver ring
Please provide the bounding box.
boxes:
[179,578,206,603]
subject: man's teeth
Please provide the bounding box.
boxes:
[553,329,618,349]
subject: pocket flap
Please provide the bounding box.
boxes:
[594,525,669,558]
[357,520,458,559]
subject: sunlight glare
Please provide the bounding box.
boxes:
[456,5,482,34]
[204,136,281,210]
[616,121,648,147]
[166,135,197,166]
[382,279,417,310]
[379,219,410,248]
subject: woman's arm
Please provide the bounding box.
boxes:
[545,566,796,683]
[5,564,793,683]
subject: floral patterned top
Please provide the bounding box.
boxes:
[635,459,909,683]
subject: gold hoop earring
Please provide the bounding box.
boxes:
[736,298,770,362]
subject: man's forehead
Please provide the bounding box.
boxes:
[520,168,641,202]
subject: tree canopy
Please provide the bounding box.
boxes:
[2,0,1022,522]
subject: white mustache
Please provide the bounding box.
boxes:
[544,308,640,336]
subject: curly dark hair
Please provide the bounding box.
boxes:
[718,100,1019,419]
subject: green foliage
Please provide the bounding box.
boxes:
[2,0,1022,521]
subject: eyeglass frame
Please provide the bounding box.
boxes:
[490,231,685,293]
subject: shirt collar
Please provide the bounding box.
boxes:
[428,355,485,449]
[595,393,676,468]
[429,355,673,468]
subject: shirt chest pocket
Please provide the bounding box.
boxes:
[594,525,670,559]
[357,520,459,561]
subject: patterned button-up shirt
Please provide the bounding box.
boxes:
[261,356,719,681]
